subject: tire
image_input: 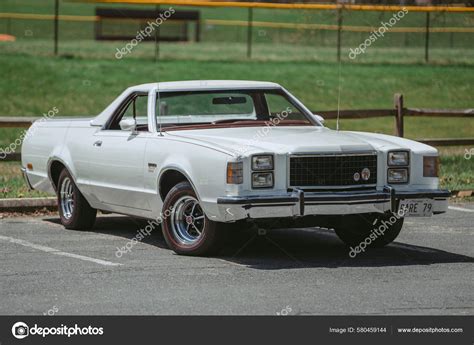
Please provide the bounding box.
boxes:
[161,181,226,256]
[57,168,97,230]
[334,213,404,248]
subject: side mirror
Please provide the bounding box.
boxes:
[119,118,137,131]
[313,114,325,124]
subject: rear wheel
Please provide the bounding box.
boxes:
[334,213,404,248]
[162,181,226,256]
[57,169,97,230]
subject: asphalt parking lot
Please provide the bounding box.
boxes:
[0,203,473,315]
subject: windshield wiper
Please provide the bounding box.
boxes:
[211,118,256,125]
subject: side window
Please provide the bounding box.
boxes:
[110,95,148,130]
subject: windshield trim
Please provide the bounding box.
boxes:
[154,88,319,130]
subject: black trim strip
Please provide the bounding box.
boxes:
[304,193,390,202]
[243,203,296,210]
[395,190,451,199]
[217,197,299,205]
[299,190,305,215]
[305,200,389,206]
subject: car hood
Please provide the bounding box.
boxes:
[167,126,436,156]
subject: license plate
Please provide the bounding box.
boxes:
[398,199,433,217]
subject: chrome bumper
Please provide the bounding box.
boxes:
[216,187,450,222]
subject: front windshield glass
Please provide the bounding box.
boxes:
[155,89,317,129]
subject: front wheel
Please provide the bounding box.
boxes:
[161,181,226,256]
[334,213,404,249]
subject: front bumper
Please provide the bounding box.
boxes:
[216,187,450,222]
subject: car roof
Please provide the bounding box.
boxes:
[130,80,282,92]
[91,80,283,126]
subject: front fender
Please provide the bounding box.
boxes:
[145,138,232,219]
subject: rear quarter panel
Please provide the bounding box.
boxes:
[21,119,96,194]
[21,120,70,193]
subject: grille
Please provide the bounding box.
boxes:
[289,154,377,188]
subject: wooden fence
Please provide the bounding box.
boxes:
[1,93,473,162]
[315,94,474,144]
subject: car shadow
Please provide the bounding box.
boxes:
[44,215,474,270]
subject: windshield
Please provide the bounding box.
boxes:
[155,89,317,130]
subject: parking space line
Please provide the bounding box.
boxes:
[0,235,122,267]
[448,206,474,213]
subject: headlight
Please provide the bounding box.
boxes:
[388,151,409,166]
[252,172,274,188]
[387,168,408,183]
[423,156,439,177]
[252,155,274,171]
[227,162,243,184]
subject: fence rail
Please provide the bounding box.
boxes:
[1,93,473,162]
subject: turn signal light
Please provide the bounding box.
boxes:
[423,156,439,177]
[227,162,243,184]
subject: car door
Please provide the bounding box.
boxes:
[87,94,152,211]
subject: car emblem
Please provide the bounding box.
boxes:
[361,168,371,181]
[353,172,360,181]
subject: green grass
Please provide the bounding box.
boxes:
[1,53,473,114]
[439,155,474,191]
[2,39,474,65]
[0,162,49,198]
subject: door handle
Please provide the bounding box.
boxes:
[93,140,102,147]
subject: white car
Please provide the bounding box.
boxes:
[21,80,449,255]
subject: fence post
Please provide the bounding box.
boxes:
[154,5,160,62]
[424,12,430,63]
[54,0,59,56]
[336,7,342,62]
[196,16,201,42]
[394,93,404,137]
[247,7,253,59]
[7,17,11,35]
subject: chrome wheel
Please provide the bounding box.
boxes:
[60,177,74,220]
[170,196,205,245]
